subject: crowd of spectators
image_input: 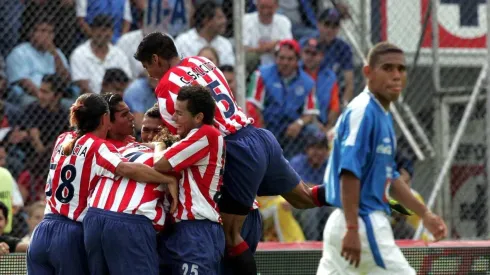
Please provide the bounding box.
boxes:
[0,0,417,243]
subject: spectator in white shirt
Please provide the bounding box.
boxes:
[70,15,131,94]
[175,1,234,65]
[243,0,293,68]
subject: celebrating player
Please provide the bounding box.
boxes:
[102,93,136,148]
[316,42,447,275]
[151,85,225,274]
[134,32,328,274]
[84,141,177,275]
[27,93,177,275]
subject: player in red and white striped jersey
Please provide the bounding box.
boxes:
[27,93,177,275]
[151,85,225,274]
[135,33,330,275]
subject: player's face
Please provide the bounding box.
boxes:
[276,47,298,77]
[0,147,6,167]
[365,52,407,104]
[257,0,278,24]
[0,210,5,235]
[141,117,164,142]
[173,100,201,138]
[142,55,168,80]
[223,71,236,97]
[110,102,135,137]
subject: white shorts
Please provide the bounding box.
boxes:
[316,209,416,275]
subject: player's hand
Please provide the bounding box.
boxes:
[0,242,10,256]
[166,177,179,214]
[422,211,447,241]
[341,229,361,268]
[285,121,302,138]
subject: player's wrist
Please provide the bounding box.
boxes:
[346,224,358,231]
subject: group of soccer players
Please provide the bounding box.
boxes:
[25,31,448,275]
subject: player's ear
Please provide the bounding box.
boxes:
[194,112,204,124]
[362,65,371,79]
[152,54,159,66]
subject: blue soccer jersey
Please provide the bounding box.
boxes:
[324,88,399,215]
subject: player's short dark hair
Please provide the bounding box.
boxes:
[144,105,161,119]
[177,85,215,125]
[0,201,7,220]
[91,15,114,29]
[367,42,404,67]
[102,68,130,85]
[219,65,234,73]
[134,32,178,63]
[42,74,67,96]
[102,93,124,122]
[194,1,220,30]
[65,93,109,155]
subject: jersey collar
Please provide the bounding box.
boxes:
[364,87,390,115]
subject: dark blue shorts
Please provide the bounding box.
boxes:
[219,209,262,275]
[224,126,301,208]
[27,214,89,275]
[83,207,158,275]
[159,220,225,275]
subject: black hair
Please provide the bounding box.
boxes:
[177,85,216,125]
[0,200,8,221]
[134,32,178,63]
[219,65,234,73]
[194,1,220,30]
[42,74,67,95]
[91,15,114,29]
[64,93,109,155]
[367,42,404,67]
[102,93,124,122]
[144,105,161,119]
[102,68,130,85]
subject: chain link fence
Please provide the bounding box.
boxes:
[0,0,488,250]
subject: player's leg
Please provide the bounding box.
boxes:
[365,212,416,275]
[83,209,109,275]
[166,220,225,275]
[45,215,89,275]
[93,208,159,275]
[27,219,55,275]
[220,127,268,275]
[220,209,262,275]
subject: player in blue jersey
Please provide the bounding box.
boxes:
[316,42,447,275]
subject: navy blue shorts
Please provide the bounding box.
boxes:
[224,126,301,208]
[27,214,89,275]
[219,209,262,275]
[83,207,158,275]
[159,220,225,275]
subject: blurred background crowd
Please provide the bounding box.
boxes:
[0,0,422,247]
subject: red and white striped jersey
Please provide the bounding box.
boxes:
[155,56,253,136]
[89,143,167,230]
[162,124,225,222]
[45,132,125,222]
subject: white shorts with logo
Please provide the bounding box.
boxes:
[316,209,416,275]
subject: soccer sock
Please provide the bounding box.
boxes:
[311,185,331,207]
[227,241,257,275]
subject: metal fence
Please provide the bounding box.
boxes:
[0,0,488,244]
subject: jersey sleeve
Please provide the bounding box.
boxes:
[93,143,126,178]
[303,86,320,115]
[247,70,266,110]
[163,129,210,173]
[155,80,178,134]
[338,108,373,179]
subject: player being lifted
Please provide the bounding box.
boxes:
[27,93,178,275]
[316,42,447,275]
[134,32,329,275]
[150,85,225,274]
